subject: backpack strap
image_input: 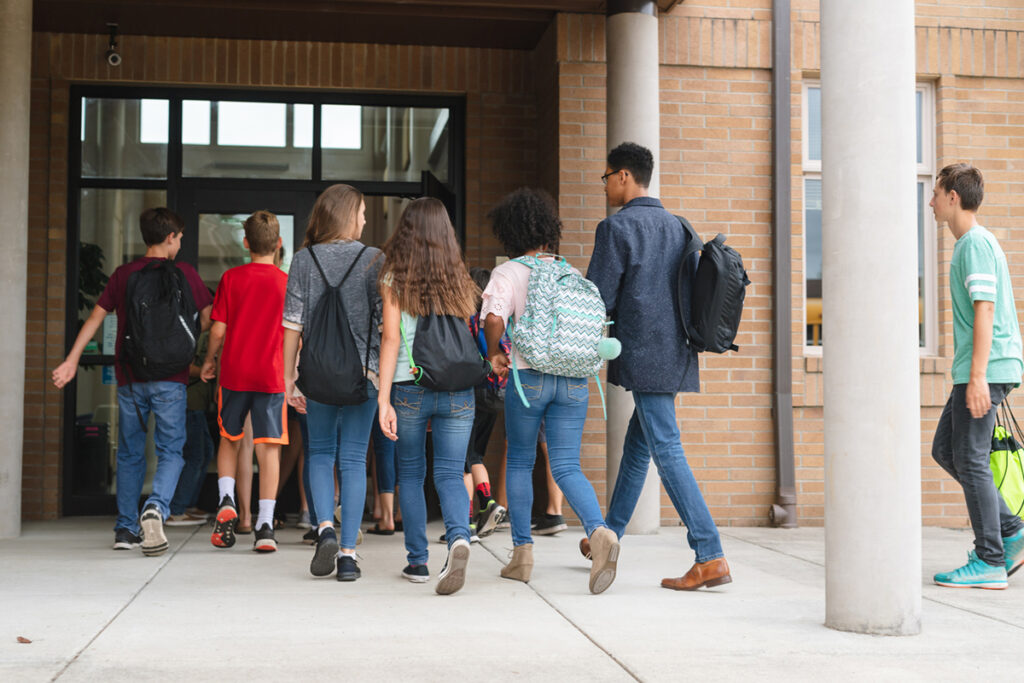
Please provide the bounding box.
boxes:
[399,316,423,384]
[675,215,702,349]
[506,318,531,409]
[309,243,369,289]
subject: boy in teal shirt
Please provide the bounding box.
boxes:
[930,163,1024,589]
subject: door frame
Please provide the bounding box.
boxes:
[63,85,465,515]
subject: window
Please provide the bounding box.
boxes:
[802,81,936,353]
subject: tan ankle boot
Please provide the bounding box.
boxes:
[500,543,534,583]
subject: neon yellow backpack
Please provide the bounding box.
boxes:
[991,404,1024,522]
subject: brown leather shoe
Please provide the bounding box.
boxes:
[661,558,732,591]
[579,537,591,560]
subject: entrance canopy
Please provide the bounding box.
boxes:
[34,0,681,49]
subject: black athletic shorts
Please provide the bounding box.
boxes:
[217,387,288,445]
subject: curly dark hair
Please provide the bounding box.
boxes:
[487,188,562,258]
[607,142,653,188]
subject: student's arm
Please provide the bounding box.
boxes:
[377,286,401,442]
[585,220,625,315]
[199,304,212,332]
[283,327,305,414]
[52,304,108,389]
[200,321,227,382]
[966,300,995,419]
[484,313,509,379]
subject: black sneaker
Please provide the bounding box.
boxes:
[401,563,430,583]
[113,528,141,550]
[140,504,168,557]
[532,513,567,536]
[310,527,339,577]
[337,554,361,582]
[475,500,507,538]
[211,495,238,549]
[253,523,277,553]
[302,528,318,545]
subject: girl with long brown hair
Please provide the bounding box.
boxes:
[283,183,382,582]
[378,197,481,595]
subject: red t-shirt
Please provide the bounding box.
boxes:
[97,257,214,387]
[211,262,288,393]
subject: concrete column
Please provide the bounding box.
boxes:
[0,0,32,539]
[821,0,921,635]
[605,1,660,534]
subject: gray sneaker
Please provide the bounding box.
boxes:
[436,538,471,595]
[140,505,168,557]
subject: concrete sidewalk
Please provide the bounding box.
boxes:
[1,519,1021,682]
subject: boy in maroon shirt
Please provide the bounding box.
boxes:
[201,210,289,552]
[53,208,213,555]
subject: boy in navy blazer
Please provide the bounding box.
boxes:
[586,142,732,591]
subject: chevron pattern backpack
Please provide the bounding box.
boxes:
[508,253,611,415]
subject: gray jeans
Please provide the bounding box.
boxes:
[932,383,1024,566]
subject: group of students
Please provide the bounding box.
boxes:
[52,140,1024,598]
[52,141,758,597]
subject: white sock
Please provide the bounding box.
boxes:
[256,499,276,529]
[217,477,235,504]
[338,550,356,558]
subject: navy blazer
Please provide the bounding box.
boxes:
[586,196,699,393]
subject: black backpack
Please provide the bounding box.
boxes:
[402,314,490,393]
[676,216,750,353]
[296,245,373,407]
[121,259,200,381]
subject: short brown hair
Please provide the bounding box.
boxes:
[303,184,364,247]
[139,207,184,246]
[244,210,280,256]
[937,163,984,212]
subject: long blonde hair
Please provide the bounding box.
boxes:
[380,198,478,318]
[303,184,363,247]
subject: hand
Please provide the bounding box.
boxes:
[200,359,217,382]
[965,378,991,419]
[379,403,398,441]
[489,352,509,379]
[52,360,78,389]
[286,377,307,414]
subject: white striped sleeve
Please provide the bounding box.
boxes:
[965,273,997,300]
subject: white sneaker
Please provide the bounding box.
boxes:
[436,538,471,595]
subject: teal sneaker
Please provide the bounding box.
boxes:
[934,551,1008,589]
[1004,530,1024,577]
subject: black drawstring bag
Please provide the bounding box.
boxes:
[401,314,490,392]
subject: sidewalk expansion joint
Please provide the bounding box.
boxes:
[719,530,1024,632]
[479,541,642,682]
[50,525,204,682]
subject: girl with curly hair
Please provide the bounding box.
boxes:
[377,197,480,595]
[481,187,619,594]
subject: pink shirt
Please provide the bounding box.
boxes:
[480,256,582,371]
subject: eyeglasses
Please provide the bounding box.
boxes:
[601,169,621,185]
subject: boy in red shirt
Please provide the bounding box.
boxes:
[53,208,213,556]
[201,211,289,552]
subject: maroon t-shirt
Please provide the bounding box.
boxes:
[97,257,214,387]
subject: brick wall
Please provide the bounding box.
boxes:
[25,33,540,519]
[548,1,1024,528]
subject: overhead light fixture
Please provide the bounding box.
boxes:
[105,23,121,67]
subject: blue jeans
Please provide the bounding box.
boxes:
[606,391,724,563]
[170,409,214,515]
[373,414,398,493]
[295,411,316,521]
[306,388,378,549]
[393,384,474,565]
[505,370,606,546]
[115,381,187,533]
